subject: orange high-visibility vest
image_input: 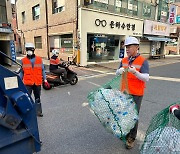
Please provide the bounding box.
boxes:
[50,58,60,65]
[22,56,43,85]
[121,56,146,96]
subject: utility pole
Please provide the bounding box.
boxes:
[45,0,50,59]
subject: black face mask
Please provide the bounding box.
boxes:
[27,54,35,59]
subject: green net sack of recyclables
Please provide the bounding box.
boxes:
[87,75,138,142]
[140,103,180,154]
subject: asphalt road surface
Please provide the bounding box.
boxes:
[38,61,180,154]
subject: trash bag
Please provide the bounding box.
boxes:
[140,104,180,154]
[87,75,138,142]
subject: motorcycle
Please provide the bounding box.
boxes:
[43,61,78,90]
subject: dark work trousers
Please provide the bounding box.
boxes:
[50,68,67,78]
[26,85,42,114]
[174,109,180,120]
[126,95,143,140]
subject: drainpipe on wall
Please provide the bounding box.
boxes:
[45,0,50,59]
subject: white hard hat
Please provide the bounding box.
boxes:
[52,49,59,56]
[25,43,35,48]
[124,37,139,46]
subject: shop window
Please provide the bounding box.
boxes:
[60,34,73,53]
[21,11,25,24]
[115,0,122,13]
[120,0,128,14]
[128,0,138,16]
[143,3,151,18]
[34,36,42,49]
[32,4,40,20]
[88,34,118,62]
[52,0,65,14]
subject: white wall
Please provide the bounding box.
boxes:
[79,8,143,66]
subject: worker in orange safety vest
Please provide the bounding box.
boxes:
[116,36,150,149]
[20,43,50,117]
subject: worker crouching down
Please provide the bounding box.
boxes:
[20,43,50,117]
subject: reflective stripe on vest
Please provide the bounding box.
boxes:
[22,56,43,85]
[121,56,146,96]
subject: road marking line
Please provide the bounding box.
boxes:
[79,72,114,80]
[87,81,101,87]
[82,102,89,107]
[150,76,180,82]
[79,73,180,83]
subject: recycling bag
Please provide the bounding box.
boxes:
[140,104,180,154]
[87,75,138,142]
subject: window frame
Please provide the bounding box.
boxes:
[52,0,65,14]
[32,4,40,20]
[34,36,42,49]
[21,11,25,24]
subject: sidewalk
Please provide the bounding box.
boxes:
[16,54,180,71]
[87,55,180,71]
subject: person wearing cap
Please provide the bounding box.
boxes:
[20,42,49,117]
[116,36,149,149]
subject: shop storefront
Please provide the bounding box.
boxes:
[79,8,143,66]
[49,34,73,60]
[142,20,170,58]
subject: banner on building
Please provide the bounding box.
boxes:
[144,20,170,36]
[169,5,177,24]
[10,40,16,64]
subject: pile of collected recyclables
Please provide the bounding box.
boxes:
[140,105,180,154]
[87,76,138,141]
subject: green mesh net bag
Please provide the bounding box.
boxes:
[140,103,180,154]
[87,75,138,142]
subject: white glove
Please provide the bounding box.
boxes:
[116,67,125,75]
[128,66,137,74]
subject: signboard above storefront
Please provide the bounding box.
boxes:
[81,9,143,36]
[0,28,12,33]
[94,0,108,4]
[144,20,170,36]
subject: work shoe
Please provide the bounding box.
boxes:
[126,137,135,149]
[37,112,43,117]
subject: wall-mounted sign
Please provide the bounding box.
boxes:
[144,20,170,36]
[0,28,12,33]
[94,0,108,4]
[95,19,136,31]
[0,34,12,40]
[61,38,73,48]
[10,40,16,63]
[81,9,143,36]
[169,5,176,24]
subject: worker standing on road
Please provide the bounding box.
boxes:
[20,43,49,117]
[116,36,150,149]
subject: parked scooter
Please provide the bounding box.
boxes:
[43,61,78,90]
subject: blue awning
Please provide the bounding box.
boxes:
[145,36,172,42]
